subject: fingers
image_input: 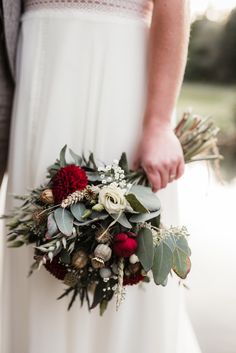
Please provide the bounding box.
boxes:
[143,158,185,192]
[176,159,185,179]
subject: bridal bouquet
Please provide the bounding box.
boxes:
[2,113,222,315]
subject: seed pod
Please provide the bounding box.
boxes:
[72,250,88,269]
[99,268,112,279]
[40,189,54,204]
[91,244,112,269]
[64,272,78,287]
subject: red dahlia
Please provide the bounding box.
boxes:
[123,274,144,286]
[51,164,88,203]
[112,233,138,258]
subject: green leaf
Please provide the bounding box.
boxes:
[70,203,86,222]
[90,282,104,309]
[136,227,154,272]
[163,236,176,253]
[54,207,74,236]
[119,152,129,173]
[69,148,82,166]
[60,250,71,264]
[8,240,25,247]
[128,185,161,212]
[99,300,108,316]
[86,172,101,182]
[47,213,58,237]
[152,242,173,285]
[129,210,160,223]
[125,193,149,213]
[110,212,132,228]
[172,249,191,279]
[59,145,67,167]
[175,235,191,256]
[88,152,97,169]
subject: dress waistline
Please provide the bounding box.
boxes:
[23,0,154,21]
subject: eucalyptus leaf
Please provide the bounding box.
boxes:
[152,242,173,285]
[172,249,191,279]
[47,213,58,237]
[129,210,160,223]
[175,235,191,256]
[86,172,101,182]
[54,208,74,236]
[59,145,67,167]
[136,227,154,272]
[110,213,132,228]
[69,148,82,166]
[90,211,108,220]
[128,185,161,212]
[70,203,87,222]
[163,235,176,253]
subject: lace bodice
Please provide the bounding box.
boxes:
[23,0,154,22]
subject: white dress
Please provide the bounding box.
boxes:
[0,1,201,352]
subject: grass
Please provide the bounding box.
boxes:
[177,82,236,134]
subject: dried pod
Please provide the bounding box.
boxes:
[91,244,112,269]
[94,244,112,262]
[129,262,141,274]
[40,189,54,204]
[32,209,47,224]
[72,250,88,269]
[95,229,112,244]
[99,268,112,279]
[91,257,105,269]
[63,272,78,287]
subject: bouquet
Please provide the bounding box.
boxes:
[1,112,222,315]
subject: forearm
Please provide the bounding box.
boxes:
[144,0,190,129]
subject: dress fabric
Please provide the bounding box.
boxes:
[0,3,201,353]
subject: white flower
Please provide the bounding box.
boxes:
[102,179,107,184]
[105,165,112,171]
[107,177,113,183]
[119,180,126,188]
[100,174,105,179]
[98,185,127,214]
[112,159,119,165]
[98,166,104,172]
[115,173,120,180]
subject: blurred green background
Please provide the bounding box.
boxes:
[177,7,236,180]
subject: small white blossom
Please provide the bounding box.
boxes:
[98,166,104,172]
[119,180,126,188]
[102,179,107,184]
[113,159,119,165]
[110,182,118,187]
[106,165,112,171]
[115,173,119,180]
[120,174,125,180]
[100,174,105,179]
[107,177,112,183]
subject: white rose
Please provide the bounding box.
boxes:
[98,185,127,214]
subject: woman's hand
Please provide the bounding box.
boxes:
[132,122,185,192]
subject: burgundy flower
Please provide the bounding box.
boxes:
[123,274,144,286]
[112,232,138,258]
[44,256,68,281]
[51,164,88,203]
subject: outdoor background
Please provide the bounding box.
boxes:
[178,1,236,353]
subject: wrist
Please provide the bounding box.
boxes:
[142,116,172,133]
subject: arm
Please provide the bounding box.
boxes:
[133,0,190,192]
